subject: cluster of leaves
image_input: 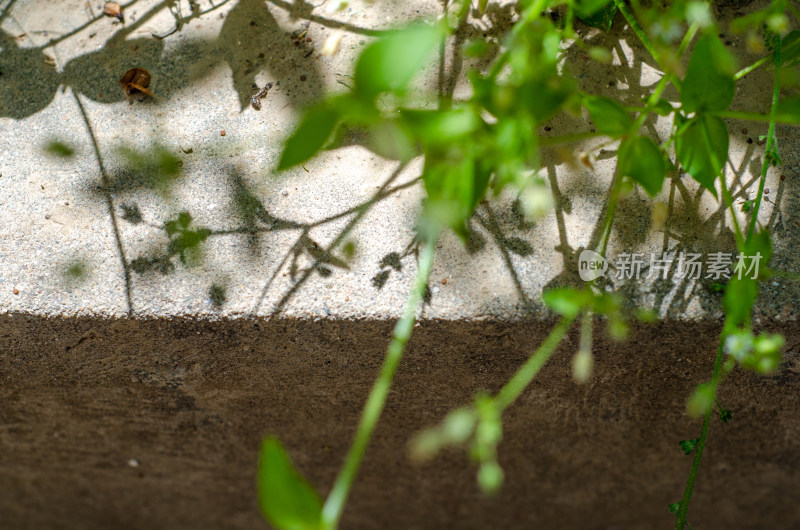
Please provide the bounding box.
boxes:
[257,0,800,528]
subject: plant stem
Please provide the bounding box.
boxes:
[677,22,700,58]
[487,0,548,80]
[321,236,437,529]
[710,110,797,124]
[596,170,623,257]
[613,0,682,91]
[494,316,576,412]
[675,337,727,529]
[734,55,772,80]
[747,36,781,243]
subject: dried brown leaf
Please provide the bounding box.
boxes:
[119,67,154,97]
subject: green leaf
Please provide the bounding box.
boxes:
[679,437,700,455]
[421,148,491,237]
[724,277,757,328]
[775,97,800,122]
[618,136,665,196]
[278,106,339,170]
[257,437,323,530]
[781,30,800,67]
[543,288,591,318]
[477,461,504,494]
[687,382,714,417]
[402,106,480,145]
[583,96,632,137]
[575,0,612,17]
[577,1,617,31]
[682,34,735,114]
[675,114,728,196]
[368,120,416,162]
[355,23,443,97]
[522,73,575,124]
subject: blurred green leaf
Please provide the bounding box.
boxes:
[522,74,575,124]
[781,30,800,67]
[675,114,728,196]
[687,382,714,417]
[679,438,700,455]
[775,97,800,122]
[575,0,613,17]
[577,1,617,31]
[543,288,590,318]
[584,96,632,137]
[464,39,491,58]
[723,277,757,328]
[421,148,490,237]
[279,106,340,170]
[368,120,417,161]
[403,106,480,145]
[618,136,665,196]
[477,461,504,494]
[257,437,323,530]
[355,23,444,97]
[682,34,735,114]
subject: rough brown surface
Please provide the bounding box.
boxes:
[1,314,799,529]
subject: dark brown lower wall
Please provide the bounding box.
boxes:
[1,314,798,529]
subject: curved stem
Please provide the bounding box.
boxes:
[321,236,437,529]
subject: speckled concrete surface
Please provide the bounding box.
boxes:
[0,0,797,321]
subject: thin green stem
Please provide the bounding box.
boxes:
[596,171,623,257]
[677,22,700,58]
[710,110,798,124]
[718,161,745,249]
[494,316,576,412]
[487,0,549,80]
[321,236,437,529]
[613,0,682,91]
[734,55,772,80]
[675,337,727,529]
[747,37,781,242]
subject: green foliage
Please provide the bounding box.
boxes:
[681,34,735,114]
[583,96,632,137]
[263,1,800,527]
[354,23,444,97]
[781,30,800,67]
[687,382,714,417]
[618,136,665,197]
[577,0,617,31]
[258,437,323,530]
[675,114,728,196]
[679,438,700,456]
[278,106,340,170]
